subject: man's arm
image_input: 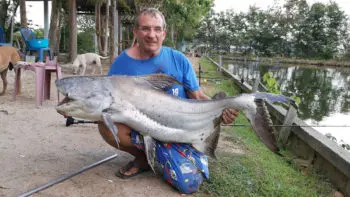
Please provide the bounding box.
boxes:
[186,89,210,100]
[187,90,239,124]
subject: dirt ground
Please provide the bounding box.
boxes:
[0,57,242,197]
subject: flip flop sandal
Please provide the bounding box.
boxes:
[115,161,150,179]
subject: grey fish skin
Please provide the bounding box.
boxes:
[55,74,295,157]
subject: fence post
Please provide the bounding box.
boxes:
[228,64,234,73]
[218,55,222,72]
[252,78,259,93]
[198,62,201,86]
[278,105,297,145]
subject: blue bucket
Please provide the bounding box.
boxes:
[28,38,49,48]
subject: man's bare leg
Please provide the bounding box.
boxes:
[98,123,149,176]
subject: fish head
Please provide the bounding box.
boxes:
[55,76,114,120]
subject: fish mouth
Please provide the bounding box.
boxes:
[56,94,79,117]
[56,96,70,117]
[57,96,71,106]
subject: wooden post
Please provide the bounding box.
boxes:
[279,105,298,144]
[252,78,259,93]
[228,64,233,73]
[198,62,201,86]
[218,55,222,72]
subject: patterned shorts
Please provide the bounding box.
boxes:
[130,130,209,194]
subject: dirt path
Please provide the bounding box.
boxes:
[0,62,184,197]
[0,57,241,197]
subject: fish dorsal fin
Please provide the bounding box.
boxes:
[136,74,183,91]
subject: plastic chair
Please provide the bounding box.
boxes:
[20,28,51,62]
[0,26,12,46]
[13,56,62,107]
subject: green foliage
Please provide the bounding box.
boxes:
[195,1,349,60]
[290,95,301,105]
[76,15,96,53]
[161,0,213,48]
[77,30,95,53]
[263,71,301,105]
[32,28,44,39]
[263,72,281,94]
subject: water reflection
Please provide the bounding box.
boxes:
[226,61,350,144]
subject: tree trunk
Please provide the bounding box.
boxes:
[103,0,110,56]
[68,0,77,61]
[117,9,121,54]
[170,24,176,48]
[55,10,64,55]
[19,0,27,27]
[8,1,20,44]
[49,0,62,56]
[0,1,9,29]
[95,3,103,55]
[109,0,116,62]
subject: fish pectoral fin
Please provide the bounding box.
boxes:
[143,136,158,174]
[102,113,120,148]
[193,123,221,159]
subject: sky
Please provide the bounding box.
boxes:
[19,0,350,28]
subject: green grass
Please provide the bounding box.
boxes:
[195,58,334,197]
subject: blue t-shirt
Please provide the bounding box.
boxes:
[108,46,199,98]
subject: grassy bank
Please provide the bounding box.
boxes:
[195,58,335,197]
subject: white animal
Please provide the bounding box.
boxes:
[72,53,109,75]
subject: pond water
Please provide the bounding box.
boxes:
[225,61,350,145]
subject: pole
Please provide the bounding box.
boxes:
[17,154,118,197]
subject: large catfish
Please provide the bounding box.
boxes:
[55,74,295,170]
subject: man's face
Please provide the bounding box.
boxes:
[134,13,166,55]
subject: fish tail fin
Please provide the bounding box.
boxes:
[251,98,279,153]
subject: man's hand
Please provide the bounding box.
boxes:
[222,108,239,124]
[188,90,239,124]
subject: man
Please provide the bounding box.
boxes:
[98,8,238,193]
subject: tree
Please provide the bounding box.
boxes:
[162,0,213,48]
[68,0,77,61]
[49,0,63,55]
[19,0,27,27]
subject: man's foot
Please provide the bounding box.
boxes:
[115,160,150,179]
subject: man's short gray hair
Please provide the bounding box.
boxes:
[135,8,167,30]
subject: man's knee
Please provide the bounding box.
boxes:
[97,122,132,148]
